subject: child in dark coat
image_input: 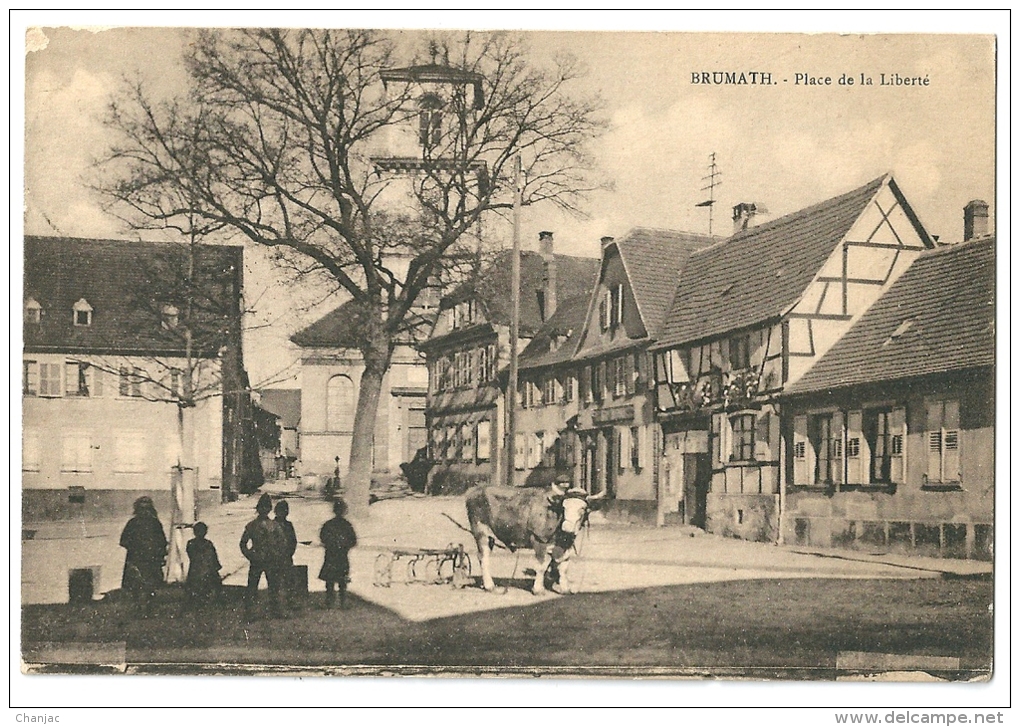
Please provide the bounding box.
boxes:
[319,499,357,609]
[185,522,222,607]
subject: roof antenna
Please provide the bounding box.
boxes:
[696,152,722,235]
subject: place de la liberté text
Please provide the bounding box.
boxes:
[690,71,931,87]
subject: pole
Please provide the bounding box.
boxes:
[505,154,522,486]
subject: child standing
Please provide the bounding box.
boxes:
[318,499,357,609]
[185,521,222,608]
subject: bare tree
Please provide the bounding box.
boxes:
[97,28,605,518]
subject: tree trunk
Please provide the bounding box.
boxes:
[345,342,391,520]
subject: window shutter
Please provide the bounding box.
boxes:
[831,410,845,486]
[597,361,607,401]
[476,420,490,461]
[599,295,608,331]
[619,427,630,471]
[925,400,941,482]
[846,410,864,485]
[615,428,625,473]
[793,415,809,485]
[720,413,734,463]
[515,432,526,470]
[891,406,907,483]
[614,285,624,326]
[636,352,649,389]
[711,413,722,466]
[753,411,771,461]
[625,354,636,396]
[637,426,648,470]
[580,366,591,404]
[943,400,960,482]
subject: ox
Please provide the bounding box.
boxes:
[465,483,601,594]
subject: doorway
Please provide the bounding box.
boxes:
[683,453,710,528]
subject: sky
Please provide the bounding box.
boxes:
[18,12,1000,392]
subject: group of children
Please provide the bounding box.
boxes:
[181,494,357,615]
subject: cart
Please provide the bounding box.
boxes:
[373,543,473,588]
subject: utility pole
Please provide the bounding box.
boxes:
[504,154,522,485]
[696,152,722,235]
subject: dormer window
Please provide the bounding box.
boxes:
[25,298,42,324]
[418,94,443,148]
[72,298,93,327]
[161,304,180,330]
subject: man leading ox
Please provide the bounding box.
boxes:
[465,477,600,594]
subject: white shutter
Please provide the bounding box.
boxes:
[637,426,647,470]
[891,406,907,483]
[619,427,631,471]
[925,400,942,482]
[514,432,526,470]
[846,410,864,485]
[476,420,490,461]
[719,413,733,464]
[943,400,960,482]
[831,411,844,486]
[793,415,809,485]
[22,428,41,471]
[754,411,772,461]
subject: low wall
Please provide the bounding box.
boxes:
[706,493,779,543]
[23,489,222,523]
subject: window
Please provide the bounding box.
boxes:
[729,334,751,370]
[543,376,558,406]
[161,304,179,330]
[731,414,756,462]
[580,366,591,405]
[418,94,443,148]
[864,408,894,483]
[64,361,92,397]
[476,419,491,461]
[61,432,93,473]
[72,298,93,327]
[592,362,605,403]
[23,428,41,472]
[599,292,609,331]
[607,285,624,328]
[115,431,147,473]
[25,298,41,324]
[630,426,641,470]
[39,362,62,397]
[23,361,39,396]
[119,366,145,398]
[562,374,575,403]
[477,346,490,384]
[612,357,627,398]
[807,413,845,485]
[326,375,355,431]
[926,399,960,484]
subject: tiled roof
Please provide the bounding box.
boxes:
[258,388,301,429]
[23,235,242,357]
[291,299,434,348]
[519,293,592,370]
[785,236,995,395]
[616,227,718,336]
[655,176,889,349]
[447,250,600,337]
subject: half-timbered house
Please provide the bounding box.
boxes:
[780,224,993,559]
[420,232,598,493]
[567,229,716,522]
[651,175,935,541]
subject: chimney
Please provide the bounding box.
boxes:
[732,202,757,234]
[963,200,989,241]
[539,231,556,321]
[600,236,615,249]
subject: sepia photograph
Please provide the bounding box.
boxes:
[11,9,1007,713]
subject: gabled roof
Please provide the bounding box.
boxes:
[519,293,592,371]
[655,176,900,349]
[613,227,718,337]
[258,388,301,430]
[291,299,434,349]
[23,235,242,357]
[785,236,995,395]
[441,250,599,339]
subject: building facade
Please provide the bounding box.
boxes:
[651,176,934,541]
[22,236,254,521]
[290,301,431,479]
[780,230,994,559]
[421,232,599,494]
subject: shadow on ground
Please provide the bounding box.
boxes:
[22,577,992,678]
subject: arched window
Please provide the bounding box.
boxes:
[418,94,443,148]
[326,375,355,432]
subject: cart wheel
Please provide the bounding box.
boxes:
[426,556,444,584]
[374,553,393,587]
[407,556,420,584]
[437,556,455,583]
